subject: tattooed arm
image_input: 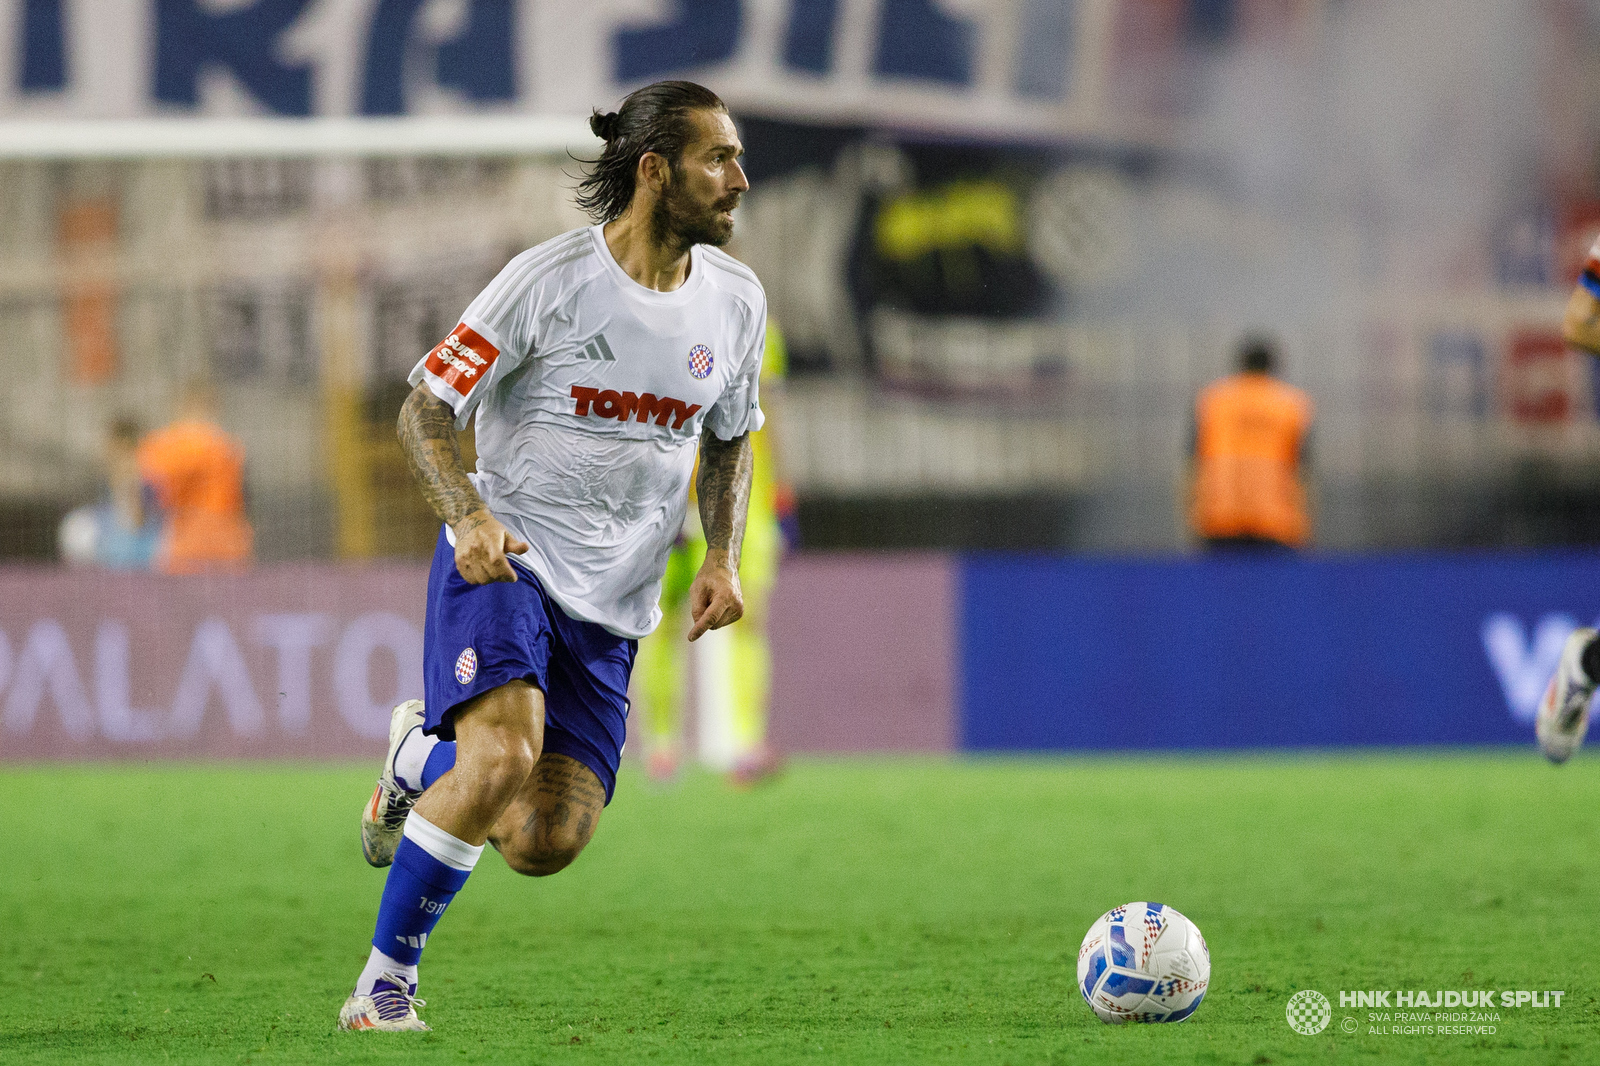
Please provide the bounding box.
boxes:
[397,384,528,584]
[687,427,753,641]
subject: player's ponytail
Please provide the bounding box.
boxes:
[575,80,727,225]
[589,110,621,142]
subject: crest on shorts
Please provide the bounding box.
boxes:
[454,647,477,685]
[688,344,714,380]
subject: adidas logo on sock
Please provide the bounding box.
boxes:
[395,933,429,950]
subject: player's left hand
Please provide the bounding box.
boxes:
[687,552,743,641]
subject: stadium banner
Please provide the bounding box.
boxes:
[0,0,1109,139]
[0,563,428,759]
[769,553,956,754]
[15,549,1586,760]
[0,554,955,760]
[960,553,1596,750]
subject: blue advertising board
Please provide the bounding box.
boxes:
[959,553,1600,750]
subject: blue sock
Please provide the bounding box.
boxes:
[370,811,482,968]
[421,742,457,790]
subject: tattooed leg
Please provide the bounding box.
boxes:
[487,753,606,877]
[410,680,544,845]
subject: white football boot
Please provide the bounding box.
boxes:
[1537,628,1597,765]
[361,700,427,867]
[338,973,430,1031]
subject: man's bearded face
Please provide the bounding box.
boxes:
[652,168,739,250]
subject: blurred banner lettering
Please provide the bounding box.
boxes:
[0,0,1131,138]
[0,564,427,758]
[0,556,955,759]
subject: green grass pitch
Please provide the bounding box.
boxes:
[2,753,1598,1064]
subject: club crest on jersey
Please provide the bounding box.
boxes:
[688,344,714,380]
[454,647,477,685]
[424,324,499,398]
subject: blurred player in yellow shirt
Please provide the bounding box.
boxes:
[636,320,791,783]
[1537,238,1600,763]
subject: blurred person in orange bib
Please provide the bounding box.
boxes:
[136,381,253,573]
[1187,337,1314,550]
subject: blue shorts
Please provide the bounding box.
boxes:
[422,527,635,803]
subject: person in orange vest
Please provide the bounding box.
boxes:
[1188,337,1314,549]
[136,381,254,574]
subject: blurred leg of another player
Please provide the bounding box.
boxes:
[1541,241,1600,765]
[636,506,784,785]
[1539,627,1599,764]
[723,498,783,786]
[634,527,704,783]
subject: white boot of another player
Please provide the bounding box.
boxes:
[1537,628,1598,765]
[361,701,427,866]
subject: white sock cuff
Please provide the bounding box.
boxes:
[403,811,484,871]
[356,946,418,997]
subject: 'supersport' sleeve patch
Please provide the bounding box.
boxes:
[423,324,500,399]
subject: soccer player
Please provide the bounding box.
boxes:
[635,318,789,783]
[1537,238,1600,763]
[338,80,766,1031]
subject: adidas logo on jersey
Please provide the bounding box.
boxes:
[578,334,616,361]
[571,385,701,429]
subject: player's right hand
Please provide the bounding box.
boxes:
[453,509,529,585]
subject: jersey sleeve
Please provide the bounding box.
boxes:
[408,254,542,429]
[705,296,768,441]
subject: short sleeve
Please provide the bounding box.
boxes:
[705,298,767,441]
[408,253,543,429]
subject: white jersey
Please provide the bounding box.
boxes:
[409,225,766,638]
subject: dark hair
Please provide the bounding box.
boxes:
[1239,336,1277,374]
[576,80,728,224]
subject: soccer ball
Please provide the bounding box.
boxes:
[1077,902,1210,1023]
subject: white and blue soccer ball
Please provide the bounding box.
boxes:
[1077,902,1210,1023]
